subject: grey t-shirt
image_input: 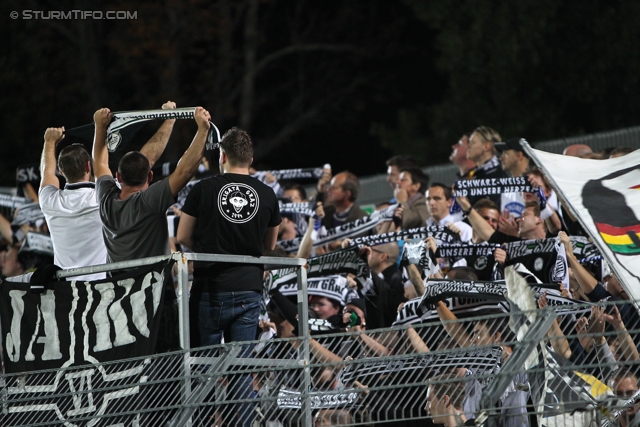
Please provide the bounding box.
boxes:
[96,176,175,263]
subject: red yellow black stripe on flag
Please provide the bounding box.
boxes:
[595,222,640,255]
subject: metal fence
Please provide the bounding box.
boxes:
[4,252,640,427]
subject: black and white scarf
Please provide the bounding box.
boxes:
[454,176,536,198]
[277,204,397,253]
[252,167,324,181]
[66,107,221,154]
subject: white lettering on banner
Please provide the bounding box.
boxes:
[39,292,62,360]
[17,166,39,183]
[6,290,26,362]
[65,369,97,416]
[94,282,115,352]
[109,279,136,347]
[25,291,62,361]
[129,272,163,338]
[94,279,140,351]
[399,300,418,321]
[506,239,556,259]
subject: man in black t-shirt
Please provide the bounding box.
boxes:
[177,127,281,349]
[177,127,280,427]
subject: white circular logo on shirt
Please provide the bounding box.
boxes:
[218,183,259,223]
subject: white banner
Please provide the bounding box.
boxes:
[522,143,640,302]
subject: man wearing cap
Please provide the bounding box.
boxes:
[466,126,508,207]
[496,138,531,178]
[495,138,531,219]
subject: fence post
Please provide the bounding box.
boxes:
[477,307,557,426]
[176,253,192,427]
[296,264,312,426]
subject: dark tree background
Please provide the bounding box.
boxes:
[1,0,639,187]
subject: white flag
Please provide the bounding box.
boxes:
[522,142,640,302]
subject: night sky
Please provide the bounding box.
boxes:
[2,0,639,187]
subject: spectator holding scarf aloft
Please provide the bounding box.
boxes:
[426,183,472,242]
[559,231,640,350]
[465,126,508,207]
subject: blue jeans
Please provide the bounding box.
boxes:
[197,291,261,427]
[198,290,262,353]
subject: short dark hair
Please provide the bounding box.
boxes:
[399,167,430,193]
[340,171,360,202]
[609,367,638,390]
[446,266,478,281]
[58,145,91,183]
[524,201,541,217]
[118,151,150,186]
[609,146,634,157]
[283,183,307,201]
[473,198,500,212]
[220,127,253,167]
[386,155,418,169]
[429,182,453,200]
[429,372,466,410]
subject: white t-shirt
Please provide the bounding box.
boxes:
[39,183,107,281]
[501,192,525,218]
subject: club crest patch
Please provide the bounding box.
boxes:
[218,183,259,223]
[107,131,122,152]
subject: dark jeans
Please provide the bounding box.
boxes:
[197,291,261,427]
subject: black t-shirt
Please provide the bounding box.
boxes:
[181,173,281,292]
[467,156,508,207]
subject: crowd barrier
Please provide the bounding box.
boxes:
[3,252,640,426]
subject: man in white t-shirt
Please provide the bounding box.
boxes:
[426,182,473,242]
[38,127,107,281]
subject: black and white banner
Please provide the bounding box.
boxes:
[392,280,588,326]
[278,204,398,253]
[420,279,507,305]
[0,193,30,209]
[66,107,221,155]
[107,107,220,152]
[11,202,45,226]
[265,246,370,291]
[402,239,438,277]
[21,231,54,256]
[277,388,360,409]
[277,275,358,306]
[347,225,460,248]
[437,242,501,281]
[279,201,317,219]
[436,243,500,259]
[454,176,536,198]
[340,346,502,385]
[504,238,569,287]
[393,297,424,325]
[253,167,324,181]
[0,261,173,426]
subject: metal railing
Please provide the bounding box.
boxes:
[4,255,640,426]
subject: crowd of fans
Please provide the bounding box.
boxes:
[1,118,639,427]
